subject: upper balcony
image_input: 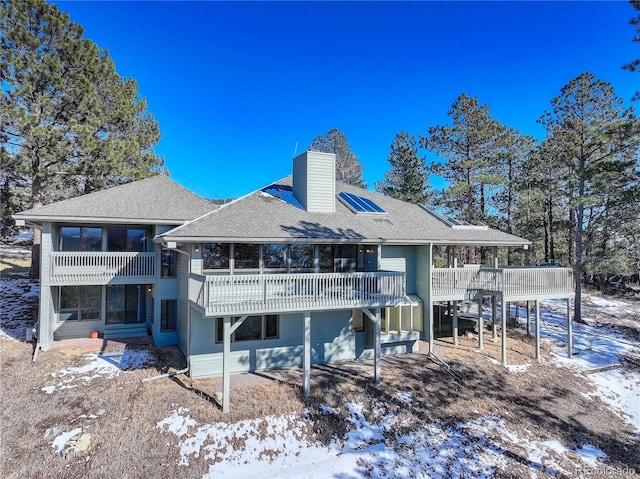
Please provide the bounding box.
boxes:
[190,271,407,317]
[49,252,156,285]
[431,266,574,301]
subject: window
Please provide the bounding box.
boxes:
[160,299,177,332]
[318,245,333,273]
[215,315,279,342]
[60,227,102,251]
[290,244,314,271]
[59,286,101,321]
[263,244,287,270]
[203,243,230,270]
[161,247,177,278]
[106,284,145,324]
[234,244,259,270]
[107,228,146,252]
[234,316,262,341]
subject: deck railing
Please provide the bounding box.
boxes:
[49,252,156,285]
[432,267,574,300]
[192,271,407,316]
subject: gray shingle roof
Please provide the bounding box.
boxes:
[161,177,529,246]
[14,175,215,224]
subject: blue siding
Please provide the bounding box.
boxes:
[189,309,418,379]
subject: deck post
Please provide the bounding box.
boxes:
[374,307,381,384]
[566,299,573,359]
[526,301,531,337]
[428,297,434,354]
[535,300,541,361]
[477,296,483,350]
[501,295,507,366]
[452,300,459,346]
[491,295,498,340]
[222,315,231,413]
[303,311,311,395]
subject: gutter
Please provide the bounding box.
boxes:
[142,246,192,382]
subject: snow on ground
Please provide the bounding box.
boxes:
[156,401,608,479]
[41,349,155,394]
[534,298,640,430]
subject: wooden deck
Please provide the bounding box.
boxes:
[190,271,408,316]
[431,266,574,301]
[49,251,156,285]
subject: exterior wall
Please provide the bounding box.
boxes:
[188,309,418,379]
[380,245,417,294]
[151,225,180,346]
[176,249,190,354]
[38,223,55,349]
[415,244,433,343]
[293,151,336,213]
[39,222,183,345]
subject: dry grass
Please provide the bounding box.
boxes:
[1,329,639,478]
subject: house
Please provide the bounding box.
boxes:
[14,151,574,411]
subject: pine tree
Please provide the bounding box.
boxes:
[420,93,506,225]
[622,0,640,100]
[1,0,165,277]
[376,131,433,204]
[309,128,366,188]
[539,72,640,321]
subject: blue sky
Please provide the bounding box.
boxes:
[55,1,638,199]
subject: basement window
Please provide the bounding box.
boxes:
[215,315,279,343]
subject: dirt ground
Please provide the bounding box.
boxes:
[1,331,638,478]
[1,246,638,478]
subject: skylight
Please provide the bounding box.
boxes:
[261,184,304,210]
[420,206,488,230]
[337,192,386,215]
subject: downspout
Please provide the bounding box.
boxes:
[142,245,191,382]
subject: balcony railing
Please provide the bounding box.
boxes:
[431,267,574,301]
[49,252,156,285]
[191,271,407,316]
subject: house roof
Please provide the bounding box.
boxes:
[14,175,215,225]
[160,177,530,247]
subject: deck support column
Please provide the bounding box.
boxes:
[526,301,531,337]
[374,308,381,384]
[222,316,232,413]
[566,299,573,359]
[452,300,459,346]
[477,296,484,350]
[428,298,434,354]
[303,311,311,395]
[501,295,507,366]
[491,295,498,340]
[535,300,541,361]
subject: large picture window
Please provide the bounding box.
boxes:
[234,244,259,270]
[60,227,102,252]
[290,244,314,271]
[107,228,146,252]
[263,244,287,270]
[106,284,145,324]
[59,286,101,321]
[215,315,279,343]
[202,243,230,270]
